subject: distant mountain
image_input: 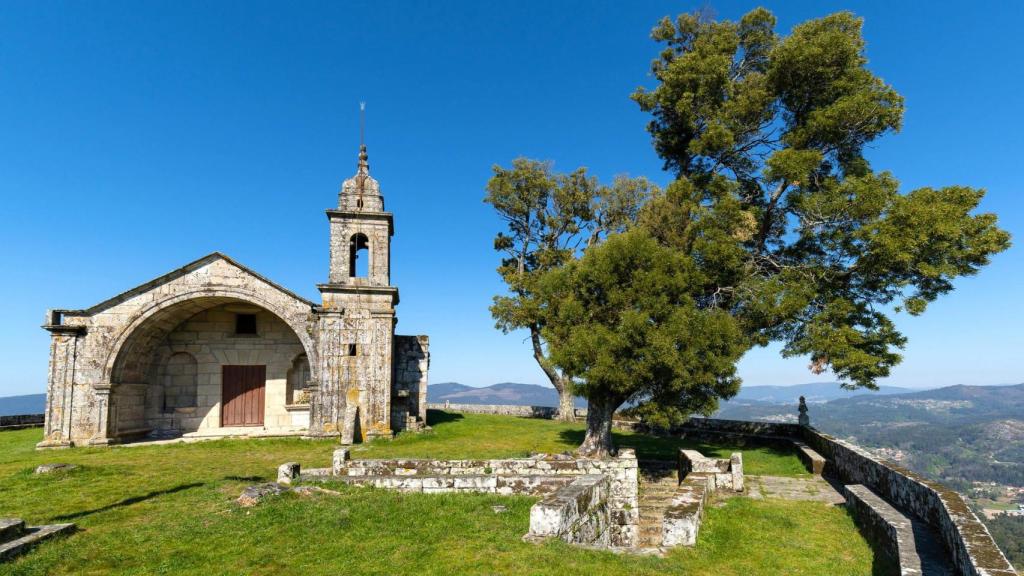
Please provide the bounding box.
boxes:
[0,394,45,417]
[428,382,586,408]
[734,382,917,404]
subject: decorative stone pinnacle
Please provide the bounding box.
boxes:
[357,144,369,174]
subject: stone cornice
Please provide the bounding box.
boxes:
[325,209,394,235]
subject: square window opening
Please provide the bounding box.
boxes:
[235,314,258,335]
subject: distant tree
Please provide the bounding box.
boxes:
[485,159,651,421]
[538,8,1010,456]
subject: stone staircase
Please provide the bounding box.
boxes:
[636,461,680,551]
[0,518,75,562]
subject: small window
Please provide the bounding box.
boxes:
[346,344,358,356]
[235,314,257,335]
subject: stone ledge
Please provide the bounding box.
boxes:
[526,475,610,547]
[0,522,75,562]
[844,484,923,575]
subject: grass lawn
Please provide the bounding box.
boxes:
[0,412,877,575]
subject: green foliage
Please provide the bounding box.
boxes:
[484,158,653,409]
[0,419,871,575]
[984,515,1024,570]
[538,230,745,422]
[628,7,1009,389]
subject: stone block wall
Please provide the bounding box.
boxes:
[0,414,44,429]
[844,484,922,574]
[393,335,429,431]
[801,427,1017,576]
[324,449,640,548]
[145,304,306,433]
[675,418,1017,576]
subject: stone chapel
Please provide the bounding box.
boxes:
[38,145,429,447]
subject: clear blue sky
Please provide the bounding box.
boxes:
[2,1,1022,397]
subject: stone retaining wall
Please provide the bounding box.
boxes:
[425,403,586,419]
[676,417,1017,576]
[320,448,639,548]
[0,414,44,430]
[801,427,1017,576]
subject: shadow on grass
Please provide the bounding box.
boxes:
[556,428,801,463]
[223,475,265,483]
[426,410,464,427]
[52,482,204,521]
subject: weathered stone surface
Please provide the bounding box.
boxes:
[675,417,1017,575]
[33,463,78,475]
[0,519,75,562]
[845,484,926,575]
[662,474,710,547]
[678,449,742,492]
[526,475,610,547]
[795,441,827,476]
[277,462,300,485]
[237,483,288,507]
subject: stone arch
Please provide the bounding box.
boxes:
[286,353,310,405]
[349,233,370,278]
[103,288,316,387]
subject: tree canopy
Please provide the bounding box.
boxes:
[489,8,1010,456]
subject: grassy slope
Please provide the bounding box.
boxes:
[0,412,876,575]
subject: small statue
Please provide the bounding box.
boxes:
[798,395,810,427]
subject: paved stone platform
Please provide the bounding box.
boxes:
[743,474,846,504]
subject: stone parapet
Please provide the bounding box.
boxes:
[674,417,1017,576]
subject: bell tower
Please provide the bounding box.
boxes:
[311,140,400,442]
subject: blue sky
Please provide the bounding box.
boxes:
[1,1,1022,397]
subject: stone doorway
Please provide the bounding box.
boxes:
[222,365,266,427]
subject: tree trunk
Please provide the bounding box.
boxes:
[577,396,617,459]
[557,385,576,422]
[530,325,576,422]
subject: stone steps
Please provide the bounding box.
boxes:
[0,517,75,562]
[636,466,684,550]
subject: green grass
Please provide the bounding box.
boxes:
[0,412,876,575]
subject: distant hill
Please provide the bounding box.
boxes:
[718,383,1024,488]
[734,382,917,404]
[428,382,586,408]
[0,394,45,417]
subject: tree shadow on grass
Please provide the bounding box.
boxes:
[52,482,204,521]
[426,410,464,427]
[556,427,800,463]
[223,475,265,483]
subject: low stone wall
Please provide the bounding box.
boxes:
[675,418,1016,576]
[425,403,587,419]
[663,472,711,547]
[0,414,44,430]
[844,484,922,574]
[317,448,639,549]
[678,449,743,492]
[801,428,1017,576]
[527,475,611,547]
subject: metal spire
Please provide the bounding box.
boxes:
[357,102,368,174]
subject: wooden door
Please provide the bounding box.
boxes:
[221,365,265,427]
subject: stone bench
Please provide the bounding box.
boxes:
[678,449,743,492]
[843,484,923,575]
[794,441,827,476]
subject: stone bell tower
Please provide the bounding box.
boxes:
[310,144,400,442]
